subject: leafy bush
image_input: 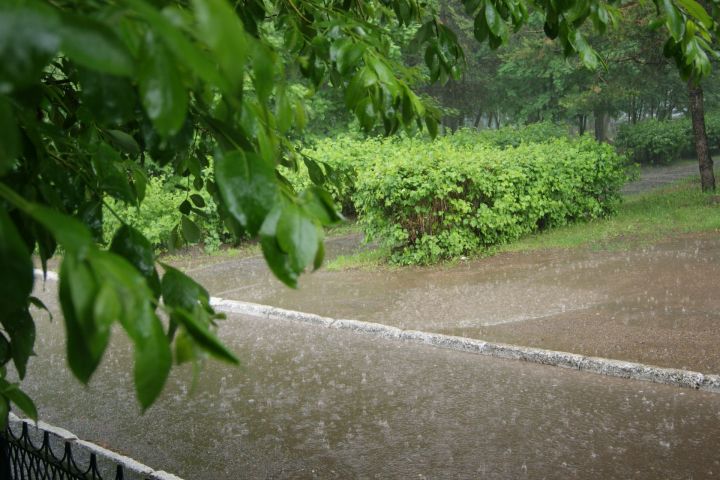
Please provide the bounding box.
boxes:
[614,113,720,165]
[287,123,571,215]
[103,174,229,252]
[354,137,628,264]
[450,122,570,149]
[705,112,720,152]
[282,135,385,216]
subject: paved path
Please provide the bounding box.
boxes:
[170,162,720,373]
[621,159,699,195]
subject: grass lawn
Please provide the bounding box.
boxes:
[499,176,720,253]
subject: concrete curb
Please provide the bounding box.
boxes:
[207,297,720,394]
[34,269,720,393]
[7,413,183,480]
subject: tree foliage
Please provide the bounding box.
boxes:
[0,0,718,423]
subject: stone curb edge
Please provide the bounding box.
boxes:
[209,296,720,394]
[32,269,720,393]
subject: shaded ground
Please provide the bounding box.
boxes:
[22,290,720,479]
[175,163,720,373]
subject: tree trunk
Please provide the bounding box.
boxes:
[688,80,715,191]
[593,109,608,142]
[578,114,587,135]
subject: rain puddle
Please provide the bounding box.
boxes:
[21,290,720,479]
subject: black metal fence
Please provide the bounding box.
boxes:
[1,422,126,480]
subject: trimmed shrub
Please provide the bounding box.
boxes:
[450,122,570,149]
[281,135,382,216]
[354,136,628,264]
[615,118,690,164]
[615,113,720,165]
[287,123,571,215]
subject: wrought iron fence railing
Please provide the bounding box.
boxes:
[1,421,124,480]
[0,415,181,480]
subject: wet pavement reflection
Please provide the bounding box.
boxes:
[23,290,720,479]
[184,233,720,373]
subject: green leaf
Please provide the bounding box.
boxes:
[131,165,148,203]
[313,235,324,271]
[28,205,94,254]
[1,309,35,381]
[676,0,713,28]
[0,396,7,429]
[0,379,37,421]
[78,69,136,126]
[259,207,298,287]
[106,129,141,157]
[28,296,53,321]
[110,225,161,298]
[139,32,188,136]
[59,254,101,383]
[0,333,11,365]
[92,143,136,203]
[425,114,439,138]
[179,199,192,215]
[190,194,206,208]
[173,309,238,364]
[252,42,276,103]
[215,150,278,235]
[87,251,156,342]
[0,3,60,92]
[78,199,104,242]
[134,311,171,410]
[277,203,320,274]
[192,0,249,92]
[0,209,33,318]
[181,216,201,243]
[663,0,685,40]
[0,96,19,173]
[366,55,396,87]
[572,30,599,69]
[303,157,325,185]
[333,40,365,76]
[485,2,507,39]
[300,187,343,226]
[91,284,119,354]
[126,0,230,92]
[58,13,134,76]
[161,265,211,313]
[174,329,197,365]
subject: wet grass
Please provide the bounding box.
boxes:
[324,245,391,271]
[162,222,365,268]
[325,175,720,270]
[498,176,720,254]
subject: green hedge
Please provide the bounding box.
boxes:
[281,135,378,216]
[449,122,570,149]
[615,113,720,165]
[287,123,571,215]
[354,136,628,264]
